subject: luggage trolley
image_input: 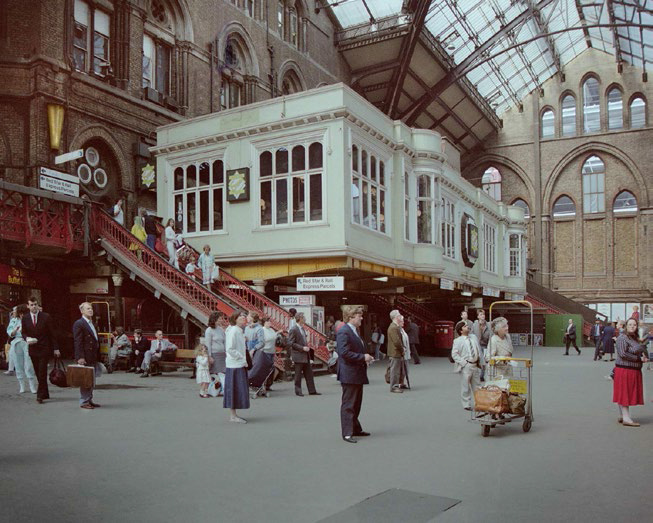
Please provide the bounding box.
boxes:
[471,300,534,437]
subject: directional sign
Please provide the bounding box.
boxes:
[38,166,79,197]
[54,149,84,165]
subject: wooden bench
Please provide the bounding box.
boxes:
[149,349,196,375]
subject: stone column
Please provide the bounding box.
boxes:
[112,273,124,328]
[250,280,267,294]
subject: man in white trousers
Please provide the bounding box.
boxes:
[451,321,484,411]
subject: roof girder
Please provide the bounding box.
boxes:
[401,0,558,125]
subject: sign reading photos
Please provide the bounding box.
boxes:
[226,168,250,202]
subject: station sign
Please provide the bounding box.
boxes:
[296,276,344,292]
[279,295,316,306]
[54,149,84,165]
[483,286,500,297]
[38,166,79,197]
[440,278,455,291]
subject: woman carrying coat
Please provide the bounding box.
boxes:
[6,304,37,394]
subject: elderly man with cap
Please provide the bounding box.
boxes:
[386,310,406,393]
[451,320,484,411]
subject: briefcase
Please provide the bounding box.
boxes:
[66,365,95,388]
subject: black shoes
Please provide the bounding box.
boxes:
[342,436,357,443]
[309,392,322,396]
[354,431,370,437]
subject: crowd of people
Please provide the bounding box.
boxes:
[4,291,652,432]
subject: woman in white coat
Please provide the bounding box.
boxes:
[6,304,37,393]
[164,218,179,269]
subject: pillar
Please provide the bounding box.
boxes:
[111,273,124,328]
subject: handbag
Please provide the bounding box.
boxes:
[508,393,526,416]
[66,364,94,388]
[473,385,509,414]
[49,357,69,388]
[154,238,167,255]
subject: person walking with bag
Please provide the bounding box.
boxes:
[72,302,102,409]
[564,318,581,355]
[22,297,59,404]
[613,318,648,426]
[6,305,37,394]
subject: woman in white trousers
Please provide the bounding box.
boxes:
[6,304,37,393]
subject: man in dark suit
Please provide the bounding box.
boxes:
[22,296,59,403]
[564,318,581,355]
[336,305,374,443]
[130,328,150,373]
[72,302,101,409]
[405,317,421,364]
[288,312,320,396]
[591,319,604,361]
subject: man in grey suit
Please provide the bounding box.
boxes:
[140,330,177,377]
[72,302,101,409]
[564,319,581,355]
[288,313,320,396]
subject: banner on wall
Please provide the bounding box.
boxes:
[461,214,478,268]
[226,168,250,201]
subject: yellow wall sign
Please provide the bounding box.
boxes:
[509,379,528,394]
[226,167,250,201]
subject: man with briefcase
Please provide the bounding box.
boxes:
[71,302,102,409]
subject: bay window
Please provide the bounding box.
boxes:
[173,160,225,234]
[441,197,456,259]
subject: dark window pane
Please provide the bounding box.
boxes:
[276,148,288,174]
[92,33,109,74]
[155,42,170,95]
[309,142,323,169]
[212,160,224,184]
[187,192,196,232]
[292,176,305,222]
[260,152,272,177]
[310,173,322,221]
[213,188,223,230]
[199,190,209,231]
[174,167,184,190]
[370,156,377,182]
[379,161,385,185]
[276,178,288,224]
[352,145,358,172]
[261,180,272,225]
[362,150,368,177]
[292,145,305,172]
[199,162,210,186]
[186,164,196,188]
[379,189,385,233]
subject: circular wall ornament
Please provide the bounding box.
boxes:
[85,147,100,167]
[93,168,108,188]
[78,163,92,184]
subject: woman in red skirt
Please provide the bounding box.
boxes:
[613,318,648,426]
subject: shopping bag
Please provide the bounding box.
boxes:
[66,364,94,388]
[208,373,224,397]
[473,385,509,414]
[485,376,510,391]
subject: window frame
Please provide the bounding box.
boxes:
[582,76,601,134]
[508,233,524,277]
[440,195,456,260]
[552,195,577,218]
[606,86,624,130]
[171,158,227,236]
[540,107,555,138]
[613,190,638,214]
[350,140,390,235]
[481,166,502,201]
[483,220,497,274]
[581,155,605,214]
[629,95,647,129]
[561,93,577,137]
[258,141,325,229]
[73,0,112,77]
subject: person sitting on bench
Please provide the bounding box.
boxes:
[141,330,177,377]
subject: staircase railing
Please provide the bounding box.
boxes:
[396,295,439,323]
[156,227,329,364]
[93,209,233,323]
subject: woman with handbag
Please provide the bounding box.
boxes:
[613,318,648,427]
[224,311,250,423]
[489,317,513,377]
[6,305,37,394]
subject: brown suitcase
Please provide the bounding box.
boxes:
[66,365,95,388]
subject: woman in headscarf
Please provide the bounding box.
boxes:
[489,317,513,377]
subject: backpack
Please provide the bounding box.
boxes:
[275,332,289,349]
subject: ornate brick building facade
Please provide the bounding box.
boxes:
[463,49,653,317]
[0,0,348,215]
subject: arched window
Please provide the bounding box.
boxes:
[630,97,646,128]
[613,191,638,213]
[481,166,501,201]
[582,155,605,213]
[277,1,284,36]
[220,34,253,109]
[289,7,298,46]
[552,195,576,217]
[607,88,623,130]
[511,198,530,218]
[561,94,576,136]
[582,77,600,133]
[541,109,555,138]
[281,68,303,94]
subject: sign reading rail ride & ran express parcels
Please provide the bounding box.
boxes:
[296,277,344,292]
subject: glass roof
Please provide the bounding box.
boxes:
[329,0,653,116]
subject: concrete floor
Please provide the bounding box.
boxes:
[1,347,650,523]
